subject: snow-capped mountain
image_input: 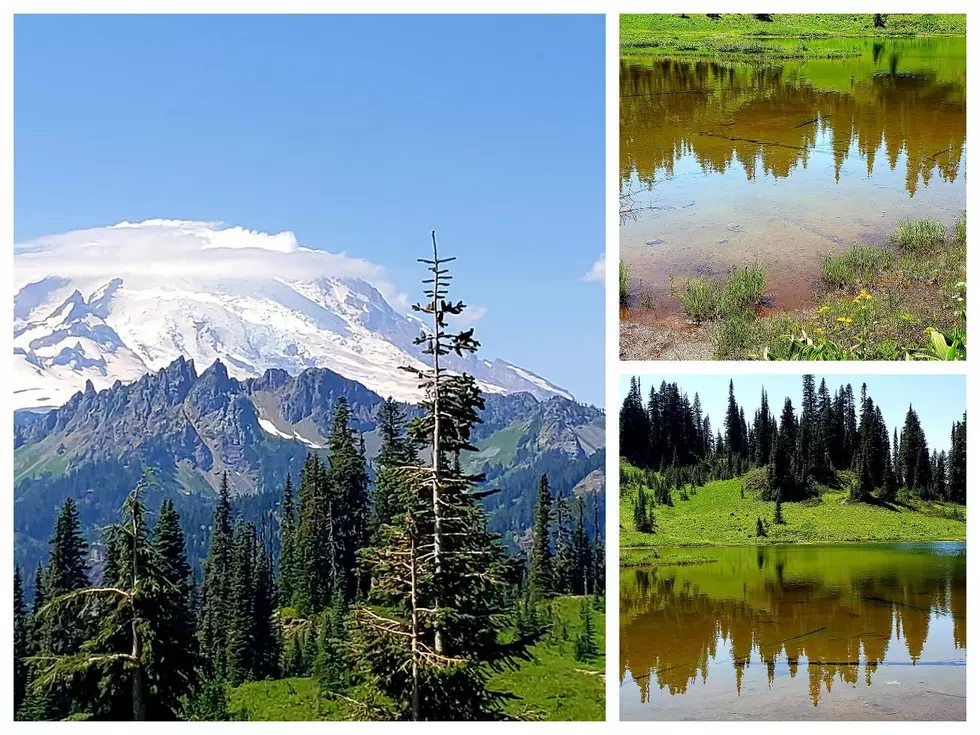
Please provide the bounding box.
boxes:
[13,219,572,411]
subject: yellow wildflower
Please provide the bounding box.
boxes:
[837,316,853,324]
[818,305,830,313]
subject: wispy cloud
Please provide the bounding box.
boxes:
[582,253,605,283]
[453,305,489,326]
[14,218,411,308]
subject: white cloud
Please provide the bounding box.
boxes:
[14,218,411,308]
[582,253,605,283]
[453,305,488,326]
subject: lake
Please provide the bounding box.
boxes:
[620,37,966,316]
[620,543,966,720]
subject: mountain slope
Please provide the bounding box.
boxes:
[14,357,604,585]
[13,219,572,410]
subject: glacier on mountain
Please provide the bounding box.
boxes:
[13,219,572,410]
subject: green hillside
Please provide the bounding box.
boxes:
[228,596,605,721]
[620,465,966,549]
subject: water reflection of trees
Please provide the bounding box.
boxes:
[619,551,966,707]
[620,53,966,198]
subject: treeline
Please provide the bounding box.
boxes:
[14,240,604,722]
[526,475,605,603]
[620,375,966,506]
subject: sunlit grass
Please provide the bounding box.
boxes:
[679,277,721,322]
[619,462,967,548]
[893,218,947,251]
[822,245,894,289]
[722,264,767,311]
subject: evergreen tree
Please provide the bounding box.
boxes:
[552,491,574,592]
[571,497,592,596]
[151,498,199,714]
[527,474,553,602]
[30,478,197,720]
[252,526,279,680]
[371,398,414,537]
[348,233,537,720]
[199,472,233,679]
[766,398,796,501]
[226,521,255,686]
[573,600,598,662]
[947,414,967,504]
[327,397,370,601]
[277,474,299,608]
[773,498,785,525]
[14,567,30,715]
[296,453,335,613]
[619,377,650,467]
[724,380,742,457]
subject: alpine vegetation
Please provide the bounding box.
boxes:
[14,236,605,722]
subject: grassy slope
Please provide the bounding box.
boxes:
[228,596,605,722]
[489,596,605,721]
[620,472,966,548]
[621,13,966,47]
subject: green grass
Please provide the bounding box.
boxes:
[821,245,894,289]
[621,14,966,52]
[679,265,768,324]
[619,463,966,548]
[467,423,526,471]
[489,596,605,721]
[619,262,630,306]
[705,215,966,360]
[14,436,71,485]
[678,277,721,322]
[229,678,345,721]
[722,264,767,312]
[226,596,604,721]
[893,218,947,251]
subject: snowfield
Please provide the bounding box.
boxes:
[13,219,572,410]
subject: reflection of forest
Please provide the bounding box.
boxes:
[620,547,966,707]
[620,52,966,198]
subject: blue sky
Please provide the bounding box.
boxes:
[14,14,606,405]
[619,374,966,454]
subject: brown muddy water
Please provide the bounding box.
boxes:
[620,543,966,720]
[620,37,966,320]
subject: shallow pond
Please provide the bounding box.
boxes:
[620,543,966,720]
[620,37,966,316]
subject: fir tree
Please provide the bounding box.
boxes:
[571,496,592,596]
[30,478,197,720]
[326,397,370,601]
[527,474,553,602]
[150,498,199,715]
[573,600,598,662]
[199,472,234,679]
[14,567,30,715]
[552,491,574,593]
[349,233,537,720]
[371,398,414,537]
[277,474,299,607]
[226,521,255,686]
[947,413,967,504]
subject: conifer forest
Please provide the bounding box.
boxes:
[621,375,966,543]
[13,242,606,722]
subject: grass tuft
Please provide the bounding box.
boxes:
[822,245,894,288]
[679,277,722,322]
[722,264,767,311]
[893,218,947,251]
